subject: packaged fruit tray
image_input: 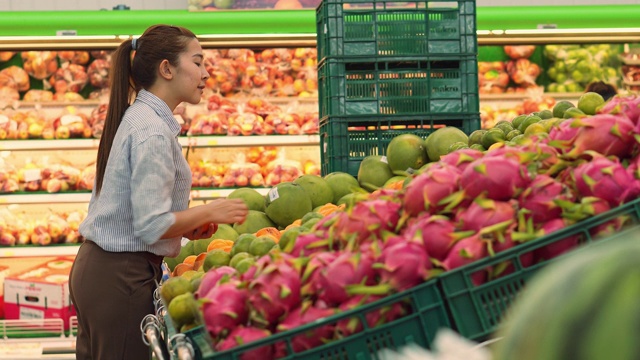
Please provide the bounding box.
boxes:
[319,114,480,176]
[438,197,640,342]
[318,56,479,119]
[316,0,477,60]
[162,278,449,360]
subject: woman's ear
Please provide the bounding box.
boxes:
[158,59,173,80]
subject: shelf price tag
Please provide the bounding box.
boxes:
[207,140,218,146]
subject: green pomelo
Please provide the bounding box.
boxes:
[563,107,586,119]
[517,115,542,133]
[425,127,469,162]
[227,187,266,212]
[495,122,514,135]
[324,172,360,204]
[383,175,407,188]
[210,224,238,241]
[167,292,199,328]
[249,236,277,257]
[192,238,214,256]
[481,128,506,149]
[278,226,302,253]
[233,210,276,235]
[385,133,428,175]
[229,252,252,269]
[469,143,486,151]
[163,241,195,272]
[447,142,469,154]
[553,100,575,118]
[357,155,394,192]
[160,276,193,304]
[231,233,257,257]
[235,257,256,274]
[292,174,334,209]
[265,182,313,229]
[202,250,231,272]
[511,115,528,130]
[538,109,554,120]
[577,91,605,115]
[494,233,640,360]
[506,129,522,141]
[468,129,487,146]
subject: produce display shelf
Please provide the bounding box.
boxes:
[0,244,80,257]
[161,278,449,360]
[0,188,272,204]
[438,197,640,342]
[0,135,320,151]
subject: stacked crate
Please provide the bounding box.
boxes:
[316,0,481,176]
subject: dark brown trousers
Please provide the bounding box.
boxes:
[69,240,162,360]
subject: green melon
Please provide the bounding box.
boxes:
[232,210,276,235]
[357,155,394,192]
[227,187,266,212]
[385,133,428,176]
[292,174,334,209]
[265,182,313,229]
[324,172,360,204]
[493,232,640,360]
[425,127,469,162]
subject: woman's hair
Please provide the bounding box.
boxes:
[95,25,197,195]
[585,80,618,101]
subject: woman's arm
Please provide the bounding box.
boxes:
[160,198,248,239]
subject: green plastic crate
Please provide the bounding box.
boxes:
[163,278,449,360]
[319,114,480,176]
[316,0,477,60]
[437,197,640,342]
[318,57,479,119]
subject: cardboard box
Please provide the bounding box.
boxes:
[3,257,76,329]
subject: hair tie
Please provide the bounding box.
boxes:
[132,38,138,50]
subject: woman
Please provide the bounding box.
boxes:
[70,25,248,359]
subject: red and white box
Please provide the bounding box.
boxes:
[3,257,76,329]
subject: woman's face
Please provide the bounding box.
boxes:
[173,38,209,105]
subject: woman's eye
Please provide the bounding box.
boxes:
[195,62,202,67]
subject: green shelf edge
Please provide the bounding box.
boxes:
[0,5,639,37]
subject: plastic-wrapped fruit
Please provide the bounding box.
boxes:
[21,51,58,80]
[0,66,30,92]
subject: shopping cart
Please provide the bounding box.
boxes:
[142,285,195,360]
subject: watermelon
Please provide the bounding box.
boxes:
[492,230,640,360]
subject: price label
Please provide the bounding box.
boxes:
[208,192,220,198]
[60,115,83,126]
[268,187,280,202]
[380,156,388,164]
[23,169,42,183]
[207,139,218,146]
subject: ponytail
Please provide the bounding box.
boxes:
[94,39,135,195]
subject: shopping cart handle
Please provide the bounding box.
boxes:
[141,314,170,360]
[169,333,195,360]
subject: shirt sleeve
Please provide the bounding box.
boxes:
[130,134,177,245]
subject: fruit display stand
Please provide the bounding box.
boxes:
[156,278,448,360]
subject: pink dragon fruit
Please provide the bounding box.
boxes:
[289,232,333,257]
[216,326,274,360]
[626,153,640,180]
[201,280,249,338]
[456,198,517,232]
[333,199,401,246]
[519,174,574,224]
[441,234,488,270]
[274,302,336,355]
[377,239,432,292]
[440,148,485,172]
[533,218,580,263]
[402,214,473,261]
[572,156,640,207]
[576,197,630,239]
[196,266,237,299]
[598,94,640,124]
[248,254,302,328]
[548,119,580,149]
[489,227,536,279]
[565,114,637,158]
[402,163,462,217]
[335,294,406,337]
[514,142,562,173]
[310,251,377,306]
[300,251,339,297]
[460,156,531,201]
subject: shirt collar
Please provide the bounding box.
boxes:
[135,89,181,136]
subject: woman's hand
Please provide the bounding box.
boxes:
[183,222,217,241]
[205,198,249,225]
[182,198,248,241]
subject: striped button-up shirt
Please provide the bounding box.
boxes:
[79,90,191,257]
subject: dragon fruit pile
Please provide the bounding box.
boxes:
[195,95,640,358]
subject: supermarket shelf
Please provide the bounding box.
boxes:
[178,135,320,148]
[0,193,91,204]
[191,187,270,200]
[0,245,79,257]
[0,135,319,151]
